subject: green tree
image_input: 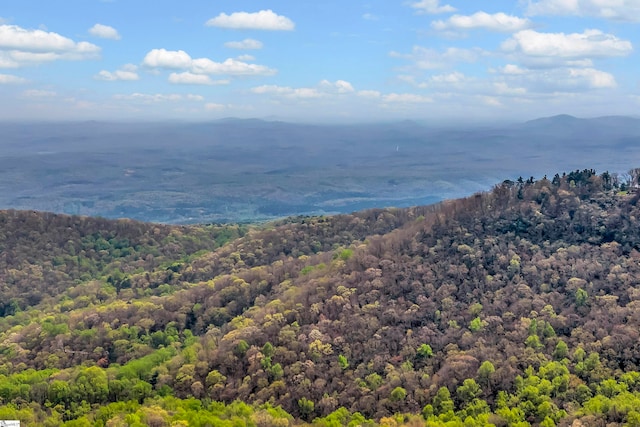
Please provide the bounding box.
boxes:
[298,397,315,420]
[575,288,588,307]
[457,379,482,404]
[469,317,483,332]
[338,354,349,370]
[553,340,568,360]
[72,367,108,404]
[477,361,495,389]
[433,386,454,414]
[417,343,433,358]
[390,387,407,402]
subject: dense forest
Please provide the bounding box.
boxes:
[3,169,640,426]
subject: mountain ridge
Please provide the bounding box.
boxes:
[3,169,640,425]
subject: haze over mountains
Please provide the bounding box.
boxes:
[1,115,639,223]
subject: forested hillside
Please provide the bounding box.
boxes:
[3,169,640,426]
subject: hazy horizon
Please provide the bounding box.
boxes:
[1,116,640,223]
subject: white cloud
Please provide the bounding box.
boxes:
[357,90,381,98]
[0,24,100,55]
[252,80,356,100]
[400,71,469,90]
[252,84,323,99]
[432,12,532,32]
[495,66,617,94]
[410,0,456,14]
[121,63,137,72]
[143,49,192,69]
[568,68,616,88]
[382,93,433,103]
[191,58,276,76]
[224,39,263,50]
[362,13,379,21]
[0,24,99,68]
[22,89,56,97]
[391,46,486,69]
[168,72,230,85]
[494,82,527,95]
[95,65,139,81]
[502,29,633,66]
[113,93,205,103]
[169,72,213,85]
[236,54,255,61]
[142,49,276,77]
[205,103,225,111]
[429,71,466,84]
[319,79,355,94]
[206,10,295,30]
[527,0,640,22]
[498,64,527,75]
[0,73,26,84]
[88,24,121,40]
[0,52,19,68]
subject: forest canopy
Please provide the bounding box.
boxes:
[2,169,640,426]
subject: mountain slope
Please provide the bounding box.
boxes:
[2,169,640,425]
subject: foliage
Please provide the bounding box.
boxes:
[2,169,640,425]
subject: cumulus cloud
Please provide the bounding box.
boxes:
[318,79,355,94]
[0,73,26,84]
[169,72,215,85]
[527,0,640,22]
[497,64,527,75]
[382,93,433,103]
[143,49,192,69]
[191,58,276,76]
[502,29,633,67]
[391,46,487,69]
[495,65,617,94]
[113,93,205,103]
[429,71,466,84]
[410,0,456,14]
[252,84,323,99]
[0,25,100,69]
[0,25,100,55]
[357,90,381,98]
[206,10,295,30]
[224,39,263,50]
[168,72,230,85]
[88,24,121,40]
[399,71,470,90]
[0,52,19,68]
[493,82,527,96]
[142,48,276,77]
[432,12,532,32]
[95,64,139,81]
[568,68,616,88]
[251,80,356,100]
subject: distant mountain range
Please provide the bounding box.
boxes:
[1,115,639,223]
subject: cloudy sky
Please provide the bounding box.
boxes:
[0,0,638,122]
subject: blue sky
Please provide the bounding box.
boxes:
[0,0,638,122]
